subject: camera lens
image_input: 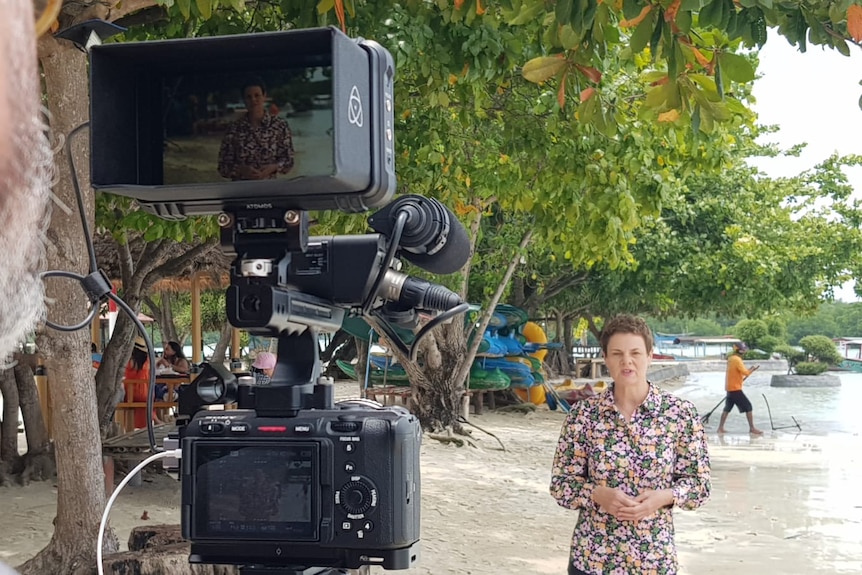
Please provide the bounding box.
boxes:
[241,295,261,313]
[196,378,225,403]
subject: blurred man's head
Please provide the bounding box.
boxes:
[0,1,52,356]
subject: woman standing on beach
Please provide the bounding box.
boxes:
[550,314,710,575]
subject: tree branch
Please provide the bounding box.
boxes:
[458,197,483,299]
[141,238,220,294]
[451,228,533,390]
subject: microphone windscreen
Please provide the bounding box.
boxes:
[401,205,470,274]
[368,195,471,275]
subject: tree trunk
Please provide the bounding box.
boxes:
[545,310,571,375]
[95,304,139,430]
[159,291,179,344]
[321,330,355,379]
[21,35,117,575]
[210,320,232,363]
[393,322,467,432]
[0,368,21,464]
[14,360,50,454]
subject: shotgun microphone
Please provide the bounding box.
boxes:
[368,195,470,275]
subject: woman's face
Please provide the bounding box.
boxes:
[243,85,266,118]
[603,332,652,387]
[164,345,175,359]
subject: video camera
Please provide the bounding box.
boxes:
[90,27,470,574]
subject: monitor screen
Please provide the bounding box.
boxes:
[162,67,334,186]
[192,442,318,540]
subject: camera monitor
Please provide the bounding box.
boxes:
[90,27,395,219]
[188,442,319,541]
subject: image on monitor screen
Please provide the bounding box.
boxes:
[162,67,334,186]
[195,444,317,539]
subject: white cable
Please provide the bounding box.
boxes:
[97,449,182,575]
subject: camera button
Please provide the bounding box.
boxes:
[229,423,249,433]
[362,520,374,532]
[344,443,355,453]
[201,423,224,434]
[344,462,355,473]
[341,521,352,531]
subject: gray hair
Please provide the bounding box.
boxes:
[0,0,53,356]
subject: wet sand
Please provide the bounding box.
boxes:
[1,375,860,574]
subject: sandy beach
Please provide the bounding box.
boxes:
[2,373,861,574]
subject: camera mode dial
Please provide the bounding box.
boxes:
[338,478,378,518]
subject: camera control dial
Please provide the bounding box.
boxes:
[338,477,378,518]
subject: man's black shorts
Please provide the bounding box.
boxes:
[724,390,753,413]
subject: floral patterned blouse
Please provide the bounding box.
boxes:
[550,383,710,575]
[217,113,295,180]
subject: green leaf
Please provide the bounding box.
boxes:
[569,0,585,32]
[680,0,706,10]
[622,0,643,20]
[676,10,693,34]
[649,12,663,59]
[316,0,334,14]
[176,0,191,19]
[508,2,545,25]
[583,0,598,30]
[698,0,722,28]
[227,0,244,12]
[714,58,724,98]
[560,25,581,49]
[195,0,212,19]
[717,52,755,83]
[556,0,573,25]
[522,56,567,83]
[630,12,655,53]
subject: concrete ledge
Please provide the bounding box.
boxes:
[655,359,788,373]
[770,374,842,388]
[648,363,690,383]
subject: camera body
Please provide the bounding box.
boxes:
[181,402,421,570]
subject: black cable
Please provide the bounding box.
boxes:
[368,310,411,358]
[409,302,470,362]
[41,271,100,331]
[361,210,407,315]
[64,122,98,273]
[43,122,160,452]
[107,292,159,452]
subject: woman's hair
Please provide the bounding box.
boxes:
[130,347,148,371]
[600,314,654,354]
[166,341,186,359]
[241,77,267,97]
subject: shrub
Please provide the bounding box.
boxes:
[734,319,769,349]
[798,335,842,365]
[774,344,805,375]
[742,350,770,360]
[756,335,783,354]
[795,361,829,376]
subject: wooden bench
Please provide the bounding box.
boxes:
[362,385,411,406]
[114,377,188,433]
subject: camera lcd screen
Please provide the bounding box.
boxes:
[162,67,334,186]
[192,442,318,540]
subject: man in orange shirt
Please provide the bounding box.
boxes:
[718,342,763,435]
